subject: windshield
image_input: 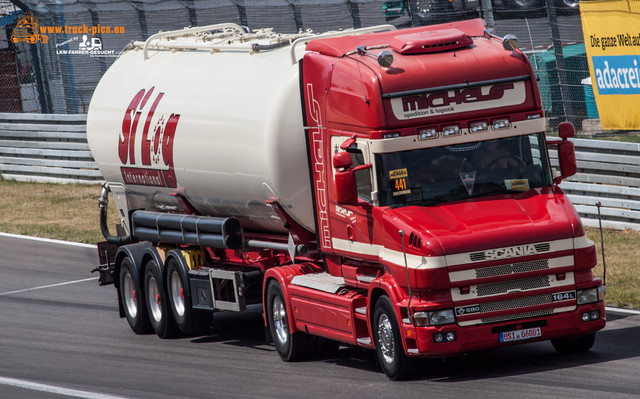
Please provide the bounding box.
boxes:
[376,133,552,207]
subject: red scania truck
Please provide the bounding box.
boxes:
[87,19,606,380]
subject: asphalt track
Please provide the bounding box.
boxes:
[1,232,639,399]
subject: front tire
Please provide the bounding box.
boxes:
[118,257,152,334]
[373,296,412,380]
[266,280,311,361]
[144,261,179,339]
[552,333,596,354]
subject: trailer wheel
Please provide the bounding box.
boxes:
[266,280,310,361]
[118,257,152,334]
[551,332,596,354]
[373,296,412,380]
[166,257,199,335]
[144,261,179,339]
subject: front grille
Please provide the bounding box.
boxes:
[476,259,550,279]
[479,293,552,313]
[534,243,551,252]
[481,309,554,324]
[476,276,551,297]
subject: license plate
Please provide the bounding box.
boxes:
[499,327,542,343]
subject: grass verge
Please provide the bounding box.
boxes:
[0,179,637,308]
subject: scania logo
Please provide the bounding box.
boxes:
[484,244,537,260]
[401,83,515,113]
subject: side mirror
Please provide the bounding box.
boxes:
[558,121,575,139]
[332,152,372,206]
[557,140,577,183]
[548,122,577,184]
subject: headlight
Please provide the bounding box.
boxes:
[413,309,456,326]
[577,288,599,305]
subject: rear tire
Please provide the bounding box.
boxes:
[266,280,311,361]
[166,257,200,335]
[373,296,412,380]
[118,257,152,334]
[552,333,596,354]
[144,261,179,339]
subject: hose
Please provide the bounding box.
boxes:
[99,183,132,245]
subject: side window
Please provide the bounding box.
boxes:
[350,150,372,203]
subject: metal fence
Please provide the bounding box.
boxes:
[0,0,595,131]
[0,112,101,183]
[0,112,637,231]
[550,139,640,231]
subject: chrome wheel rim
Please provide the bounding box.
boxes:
[147,276,162,323]
[272,295,289,345]
[123,272,137,318]
[170,271,185,317]
[377,314,395,364]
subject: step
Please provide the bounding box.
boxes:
[356,274,376,284]
[291,272,346,294]
[356,337,372,346]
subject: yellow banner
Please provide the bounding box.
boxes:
[580,0,640,129]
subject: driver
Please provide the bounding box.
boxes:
[474,140,522,170]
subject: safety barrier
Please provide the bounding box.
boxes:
[0,113,101,184]
[550,138,640,231]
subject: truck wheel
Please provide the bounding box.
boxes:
[373,296,412,380]
[144,261,179,339]
[166,257,198,335]
[118,257,152,334]
[551,333,596,354]
[266,280,311,361]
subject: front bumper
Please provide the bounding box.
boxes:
[403,301,605,357]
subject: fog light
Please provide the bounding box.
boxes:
[446,332,457,342]
[581,310,601,322]
[433,333,444,343]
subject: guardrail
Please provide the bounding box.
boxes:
[0,113,638,230]
[0,113,101,184]
[550,138,640,231]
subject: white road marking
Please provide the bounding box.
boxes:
[0,376,129,399]
[606,307,640,315]
[0,232,96,249]
[0,277,98,296]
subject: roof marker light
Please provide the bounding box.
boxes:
[442,125,460,136]
[418,128,438,140]
[470,121,488,133]
[492,118,510,129]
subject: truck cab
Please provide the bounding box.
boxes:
[264,18,604,379]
